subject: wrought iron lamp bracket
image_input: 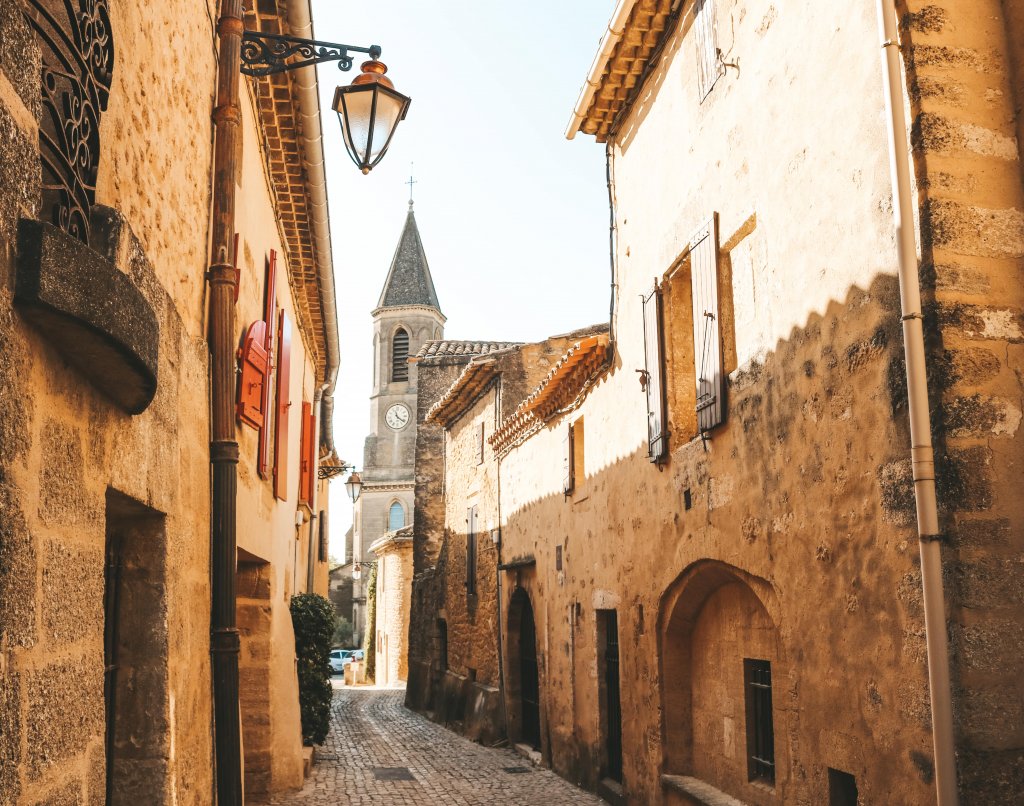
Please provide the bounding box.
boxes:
[318,462,356,481]
[240,31,381,77]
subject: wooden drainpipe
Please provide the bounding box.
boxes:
[209,0,244,803]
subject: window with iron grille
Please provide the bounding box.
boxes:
[392,328,409,381]
[744,659,775,785]
[694,0,720,101]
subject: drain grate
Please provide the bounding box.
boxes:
[503,766,532,774]
[317,754,338,761]
[372,767,416,781]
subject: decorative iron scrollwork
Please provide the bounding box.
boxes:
[240,30,380,77]
[25,0,114,246]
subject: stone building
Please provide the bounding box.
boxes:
[405,329,604,744]
[0,0,339,803]
[346,202,443,660]
[411,1,1024,805]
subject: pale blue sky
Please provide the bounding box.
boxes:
[314,1,615,553]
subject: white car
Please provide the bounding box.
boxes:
[328,649,364,674]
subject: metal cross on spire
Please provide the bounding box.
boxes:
[406,163,417,208]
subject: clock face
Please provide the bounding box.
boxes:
[385,403,411,430]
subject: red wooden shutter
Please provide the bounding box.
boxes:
[236,320,268,428]
[273,310,292,501]
[642,283,667,462]
[562,422,575,494]
[299,402,312,505]
[258,252,278,478]
[690,216,724,432]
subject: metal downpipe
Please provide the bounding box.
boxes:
[876,1,958,802]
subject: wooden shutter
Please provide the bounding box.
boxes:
[258,251,278,478]
[691,216,724,432]
[466,506,477,595]
[695,0,719,100]
[642,284,667,462]
[273,310,292,500]
[299,401,313,505]
[562,423,575,494]
[236,320,268,428]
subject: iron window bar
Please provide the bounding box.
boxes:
[240,31,381,77]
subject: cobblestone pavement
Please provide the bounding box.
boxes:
[269,686,604,805]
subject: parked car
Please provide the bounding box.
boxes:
[328,648,365,674]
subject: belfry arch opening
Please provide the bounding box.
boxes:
[659,560,784,799]
[392,327,410,382]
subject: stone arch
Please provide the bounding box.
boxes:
[658,560,784,796]
[506,586,542,750]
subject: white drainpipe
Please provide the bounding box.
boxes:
[876,2,958,803]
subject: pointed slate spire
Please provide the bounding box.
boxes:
[376,202,442,313]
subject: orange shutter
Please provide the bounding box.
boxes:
[273,311,292,500]
[257,251,278,478]
[236,320,268,428]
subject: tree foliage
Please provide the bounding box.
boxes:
[289,593,334,745]
[363,563,377,682]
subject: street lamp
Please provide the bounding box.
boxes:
[344,471,362,504]
[333,60,412,174]
[240,32,410,174]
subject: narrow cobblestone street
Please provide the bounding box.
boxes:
[269,687,603,805]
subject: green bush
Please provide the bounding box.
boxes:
[289,593,334,745]
[363,563,377,682]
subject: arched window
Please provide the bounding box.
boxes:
[388,501,405,531]
[392,328,409,381]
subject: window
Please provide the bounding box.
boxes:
[466,506,478,595]
[392,327,409,381]
[388,501,405,531]
[273,311,292,501]
[744,659,775,785]
[695,0,720,101]
[477,421,486,465]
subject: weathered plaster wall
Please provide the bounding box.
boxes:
[496,0,1023,803]
[372,535,413,686]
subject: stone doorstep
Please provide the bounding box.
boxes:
[513,743,543,766]
[597,777,626,806]
[661,775,749,806]
[302,746,314,779]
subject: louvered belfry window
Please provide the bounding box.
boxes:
[690,216,724,432]
[695,0,720,101]
[392,328,410,381]
[642,284,667,463]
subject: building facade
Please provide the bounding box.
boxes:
[408,1,1024,805]
[0,0,339,802]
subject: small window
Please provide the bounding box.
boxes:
[392,328,409,382]
[641,285,667,462]
[466,506,477,595]
[695,0,720,101]
[477,421,486,465]
[744,659,775,785]
[388,501,405,531]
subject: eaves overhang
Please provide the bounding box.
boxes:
[489,334,609,457]
[565,0,674,142]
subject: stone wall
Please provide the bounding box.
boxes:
[0,3,214,802]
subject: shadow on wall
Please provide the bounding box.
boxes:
[491,274,1016,804]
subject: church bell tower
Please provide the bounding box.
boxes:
[350,200,444,645]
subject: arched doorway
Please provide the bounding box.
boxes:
[507,587,541,749]
[659,561,783,800]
